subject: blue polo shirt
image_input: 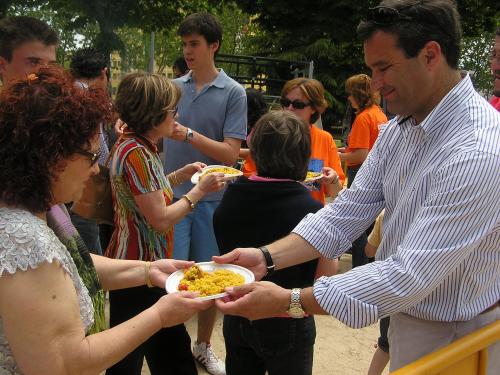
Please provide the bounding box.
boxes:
[163,69,247,201]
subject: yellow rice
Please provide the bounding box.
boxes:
[178,265,245,296]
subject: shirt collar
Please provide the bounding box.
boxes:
[397,74,475,136]
[180,68,227,89]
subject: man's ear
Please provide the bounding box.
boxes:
[0,56,8,77]
[210,41,220,55]
[421,41,442,70]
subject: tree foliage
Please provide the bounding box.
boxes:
[234,0,499,124]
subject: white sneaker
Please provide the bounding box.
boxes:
[193,341,226,375]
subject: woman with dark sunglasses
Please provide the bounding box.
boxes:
[0,66,213,374]
[243,78,345,206]
[280,78,345,205]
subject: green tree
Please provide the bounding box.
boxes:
[233,0,499,124]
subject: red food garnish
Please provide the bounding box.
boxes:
[178,284,188,291]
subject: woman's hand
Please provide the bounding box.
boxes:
[176,162,206,184]
[321,167,339,185]
[154,292,214,327]
[197,172,226,193]
[149,259,195,288]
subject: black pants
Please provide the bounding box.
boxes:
[106,286,197,375]
[223,315,316,375]
[347,166,374,268]
[378,317,390,353]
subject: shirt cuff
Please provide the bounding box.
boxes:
[313,276,379,328]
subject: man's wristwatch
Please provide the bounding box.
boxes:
[287,288,306,318]
[185,127,194,142]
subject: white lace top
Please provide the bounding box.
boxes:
[0,208,94,374]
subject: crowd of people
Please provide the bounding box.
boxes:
[0,0,499,375]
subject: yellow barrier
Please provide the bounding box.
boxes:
[390,319,500,375]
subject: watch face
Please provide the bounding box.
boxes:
[288,304,305,318]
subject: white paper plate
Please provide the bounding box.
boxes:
[191,165,243,184]
[304,171,323,183]
[165,261,255,301]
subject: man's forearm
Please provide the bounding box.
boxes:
[267,233,322,271]
[189,130,240,165]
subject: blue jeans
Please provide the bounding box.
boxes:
[70,211,102,255]
[172,200,220,261]
[223,315,316,375]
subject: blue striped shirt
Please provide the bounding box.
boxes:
[294,76,500,328]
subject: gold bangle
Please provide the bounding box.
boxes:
[144,261,153,288]
[182,194,195,210]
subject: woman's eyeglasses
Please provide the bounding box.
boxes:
[77,149,101,166]
[166,107,178,117]
[280,98,311,110]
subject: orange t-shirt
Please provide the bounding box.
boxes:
[242,125,345,205]
[309,126,345,204]
[345,104,387,167]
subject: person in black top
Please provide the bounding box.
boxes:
[213,110,337,375]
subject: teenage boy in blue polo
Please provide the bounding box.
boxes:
[163,12,247,375]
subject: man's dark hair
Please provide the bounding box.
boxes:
[357,0,462,69]
[0,16,59,61]
[251,111,311,181]
[70,48,109,80]
[178,12,223,55]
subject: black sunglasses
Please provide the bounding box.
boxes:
[77,149,101,166]
[280,98,311,110]
[367,6,415,25]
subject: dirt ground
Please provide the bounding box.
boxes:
[140,254,389,375]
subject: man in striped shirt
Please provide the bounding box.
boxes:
[214,0,500,372]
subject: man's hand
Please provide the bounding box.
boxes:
[169,121,189,142]
[149,259,194,288]
[213,247,268,281]
[215,281,291,320]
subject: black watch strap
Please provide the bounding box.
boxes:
[258,246,275,277]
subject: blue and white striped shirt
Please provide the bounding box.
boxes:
[294,76,500,328]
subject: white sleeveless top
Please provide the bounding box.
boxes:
[0,208,94,374]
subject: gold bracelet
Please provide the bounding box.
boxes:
[144,261,153,288]
[182,194,195,210]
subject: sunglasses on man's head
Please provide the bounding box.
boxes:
[77,149,101,166]
[367,4,417,25]
[280,98,311,110]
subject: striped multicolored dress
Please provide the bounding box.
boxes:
[105,133,174,261]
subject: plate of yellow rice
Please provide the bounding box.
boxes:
[165,262,255,300]
[191,165,243,184]
[304,171,323,183]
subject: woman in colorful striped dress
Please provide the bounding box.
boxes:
[105,72,226,375]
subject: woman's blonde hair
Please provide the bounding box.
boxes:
[115,72,181,135]
[345,74,380,113]
[281,78,328,123]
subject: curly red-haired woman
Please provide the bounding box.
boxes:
[0,67,211,374]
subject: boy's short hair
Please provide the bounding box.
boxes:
[0,16,59,61]
[178,12,222,54]
[251,110,311,181]
[70,48,109,80]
